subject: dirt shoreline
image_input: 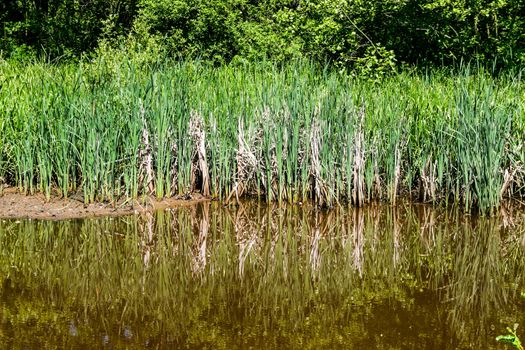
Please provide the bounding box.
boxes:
[1,187,523,221]
[0,188,210,221]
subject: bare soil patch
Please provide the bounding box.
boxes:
[0,188,209,221]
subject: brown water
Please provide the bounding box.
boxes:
[0,201,524,349]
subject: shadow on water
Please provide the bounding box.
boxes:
[0,201,524,349]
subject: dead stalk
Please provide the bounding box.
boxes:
[352,105,366,207]
[170,140,178,196]
[500,167,516,199]
[138,101,155,195]
[310,119,328,206]
[392,145,401,205]
[421,158,437,202]
[228,119,259,203]
[189,110,210,197]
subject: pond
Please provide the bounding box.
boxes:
[0,201,524,349]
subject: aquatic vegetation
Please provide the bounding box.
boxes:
[0,60,524,213]
[496,293,525,350]
[497,326,523,350]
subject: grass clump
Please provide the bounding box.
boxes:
[0,59,523,213]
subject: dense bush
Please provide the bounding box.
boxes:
[0,0,137,60]
[1,0,524,68]
[133,0,397,70]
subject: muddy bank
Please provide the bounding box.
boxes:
[0,188,209,220]
[1,186,523,221]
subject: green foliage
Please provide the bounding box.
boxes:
[132,0,525,69]
[1,0,524,69]
[497,326,524,350]
[496,292,525,350]
[134,0,338,63]
[0,59,524,212]
[0,0,137,59]
[351,45,397,80]
[132,0,396,70]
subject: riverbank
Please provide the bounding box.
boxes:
[0,188,209,220]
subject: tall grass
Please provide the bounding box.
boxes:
[0,202,523,348]
[0,57,523,213]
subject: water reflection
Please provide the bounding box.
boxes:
[0,201,524,349]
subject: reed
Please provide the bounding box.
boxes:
[0,58,523,213]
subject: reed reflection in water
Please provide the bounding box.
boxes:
[0,201,524,349]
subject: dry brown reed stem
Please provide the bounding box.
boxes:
[228,119,259,203]
[500,141,524,200]
[138,101,155,195]
[499,203,516,229]
[391,145,401,205]
[170,141,178,196]
[263,108,280,200]
[310,119,328,207]
[373,154,382,199]
[352,106,366,207]
[189,111,210,197]
[421,158,438,202]
[500,167,516,199]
